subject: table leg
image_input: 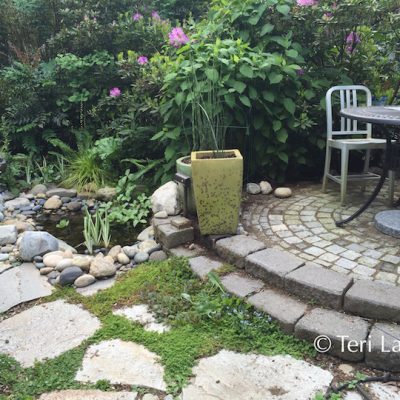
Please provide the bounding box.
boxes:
[335,133,392,227]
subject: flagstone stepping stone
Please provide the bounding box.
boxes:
[76,339,166,391]
[114,304,170,333]
[39,390,138,400]
[181,350,333,400]
[0,263,54,313]
[76,277,116,296]
[0,300,100,367]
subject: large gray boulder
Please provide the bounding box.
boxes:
[19,232,59,261]
[150,181,181,216]
[0,225,18,245]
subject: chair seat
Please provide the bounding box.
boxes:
[328,138,387,150]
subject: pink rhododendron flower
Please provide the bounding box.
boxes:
[322,12,333,20]
[137,56,148,65]
[346,31,361,54]
[151,11,161,20]
[297,0,318,6]
[346,31,361,44]
[168,27,189,48]
[109,87,121,97]
[133,12,143,21]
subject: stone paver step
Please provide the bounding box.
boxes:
[294,308,370,362]
[344,280,400,322]
[248,289,308,333]
[189,256,223,279]
[0,263,54,313]
[220,272,264,298]
[245,248,304,288]
[285,262,353,310]
[365,322,400,372]
[76,339,166,391]
[39,391,138,400]
[215,235,266,268]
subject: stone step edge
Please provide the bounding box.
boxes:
[209,234,400,325]
[217,270,400,371]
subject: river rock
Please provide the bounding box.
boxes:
[149,251,168,262]
[274,187,292,198]
[4,197,30,210]
[74,274,96,288]
[40,267,54,275]
[59,267,83,286]
[44,196,62,210]
[107,245,121,261]
[246,183,261,195]
[0,225,17,245]
[46,188,77,198]
[89,258,116,278]
[151,181,181,216]
[72,255,92,271]
[138,240,160,254]
[0,254,9,262]
[137,226,154,242]
[134,252,149,264]
[96,187,117,201]
[19,232,59,261]
[55,258,74,272]
[43,253,65,268]
[123,245,138,258]
[66,202,82,212]
[31,184,48,195]
[117,253,130,265]
[154,211,168,219]
[260,181,273,195]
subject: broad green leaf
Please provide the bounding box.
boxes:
[269,72,283,84]
[260,23,274,36]
[276,4,290,15]
[283,98,296,114]
[249,86,258,100]
[239,64,254,78]
[278,152,289,163]
[304,89,316,100]
[164,145,175,161]
[273,120,282,131]
[224,94,236,108]
[277,129,288,143]
[253,115,264,130]
[175,92,185,106]
[230,80,247,94]
[286,49,299,58]
[205,68,219,82]
[239,95,251,107]
[262,91,275,102]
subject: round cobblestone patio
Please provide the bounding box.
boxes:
[241,182,400,285]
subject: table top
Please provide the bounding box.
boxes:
[340,106,400,126]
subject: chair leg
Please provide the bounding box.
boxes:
[361,149,371,192]
[388,170,395,207]
[322,145,332,193]
[340,148,349,205]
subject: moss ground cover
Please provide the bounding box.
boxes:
[0,257,314,399]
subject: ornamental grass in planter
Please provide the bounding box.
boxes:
[189,92,244,235]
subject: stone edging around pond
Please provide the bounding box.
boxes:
[200,234,400,372]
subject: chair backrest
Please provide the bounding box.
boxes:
[326,85,372,139]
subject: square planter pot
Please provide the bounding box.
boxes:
[191,149,243,235]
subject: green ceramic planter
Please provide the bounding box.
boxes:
[176,156,196,215]
[191,149,243,235]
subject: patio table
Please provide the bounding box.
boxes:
[335,106,400,227]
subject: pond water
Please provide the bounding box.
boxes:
[35,213,141,250]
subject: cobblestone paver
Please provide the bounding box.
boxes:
[241,183,400,285]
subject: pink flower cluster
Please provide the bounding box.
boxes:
[151,11,161,21]
[137,56,148,65]
[168,27,189,48]
[297,0,318,6]
[133,12,143,21]
[346,31,361,54]
[109,87,121,97]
